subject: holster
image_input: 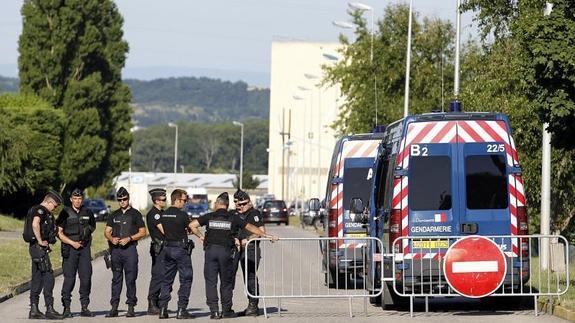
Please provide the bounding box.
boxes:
[151,239,164,256]
[61,244,71,259]
[186,240,195,255]
[103,249,112,270]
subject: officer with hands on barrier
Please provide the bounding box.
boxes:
[23,189,65,320]
[145,188,167,315]
[233,189,265,316]
[190,192,278,319]
[157,189,195,320]
[104,187,146,318]
[56,188,96,318]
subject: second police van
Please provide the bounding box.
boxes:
[360,110,530,307]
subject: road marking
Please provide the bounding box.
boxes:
[452,261,498,273]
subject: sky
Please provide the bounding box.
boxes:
[0,0,475,87]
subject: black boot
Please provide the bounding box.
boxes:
[221,309,237,318]
[159,306,169,319]
[147,300,160,315]
[80,306,95,317]
[62,306,72,318]
[28,303,45,320]
[126,305,136,317]
[176,307,194,319]
[209,310,221,319]
[105,305,119,318]
[244,301,259,316]
[45,305,64,320]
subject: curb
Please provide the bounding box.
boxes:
[538,299,575,322]
[0,249,108,304]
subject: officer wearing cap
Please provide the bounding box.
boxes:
[157,189,194,319]
[145,188,167,315]
[26,190,64,320]
[190,192,277,319]
[56,188,96,318]
[233,189,265,316]
[104,187,146,318]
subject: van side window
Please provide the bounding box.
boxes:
[466,155,508,209]
[409,156,452,211]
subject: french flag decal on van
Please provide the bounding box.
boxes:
[434,213,447,223]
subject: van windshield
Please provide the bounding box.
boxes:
[409,156,452,210]
[466,155,508,209]
[343,166,372,210]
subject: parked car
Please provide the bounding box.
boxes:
[300,200,323,229]
[83,198,110,221]
[261,200,289,225]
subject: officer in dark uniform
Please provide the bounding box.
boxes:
[233,189,265,316]
[27,190,65,320]
[157,189,194,319]
[104,187,147,318]
[56,188,96,318]
[190,192,277,319]
[145,188,167,315]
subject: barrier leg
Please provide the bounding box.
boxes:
[410,296,414,317]
[364,296,368,316]
[534,296,538,317]
[278,298,282,317]
[348,297,353,318]
[425,296,429,313]
[263,298,268,318]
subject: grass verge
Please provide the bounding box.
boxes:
[0,214,110,295]
[531,255,575,311]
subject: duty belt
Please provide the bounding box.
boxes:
[165,240,187,248]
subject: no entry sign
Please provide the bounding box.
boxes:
[443,236,507,298]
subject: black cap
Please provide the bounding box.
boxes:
[116,187,129,199]
[233,189,250,201]
[149,188,166,200]
[71,188,84,197]
[46,190,63,205]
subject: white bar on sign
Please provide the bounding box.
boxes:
[452,261,498,273]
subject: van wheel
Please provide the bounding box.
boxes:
[312,218,321,230]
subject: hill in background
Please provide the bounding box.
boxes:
[0,76,270,126]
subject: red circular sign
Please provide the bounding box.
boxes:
[443,236,507,298]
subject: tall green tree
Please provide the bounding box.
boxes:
[323,4,455,134]
[18,0,132,191]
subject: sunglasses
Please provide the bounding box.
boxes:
[117,197,129,202]
[236,201,249,207]
[158,198,167,202]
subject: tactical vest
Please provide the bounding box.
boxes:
[206,212,235,247]
[63,207,81,241]
[111,213,134,239]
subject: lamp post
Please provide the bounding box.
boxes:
[168,122,178,185]
[404,0,413,118]
[293,94,307,197]
[233,121,244,190]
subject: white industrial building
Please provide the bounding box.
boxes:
[113,172,268,211]
[267,40,344,205]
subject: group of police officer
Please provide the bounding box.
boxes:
[25,186,277,320]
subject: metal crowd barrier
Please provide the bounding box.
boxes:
[391,235,570,316]
[244,237,384,318]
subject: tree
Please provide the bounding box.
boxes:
[18,0,132,191]
[323,4,455,134]
[233,170,261,190]
[199,136,221,170]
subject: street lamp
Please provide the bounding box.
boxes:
[332,20,354,29]
[168,122,178,184]
[232,121,244,190]
[404,0,414,118]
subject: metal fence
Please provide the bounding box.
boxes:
[391,235,570,316]
[244,237,384,318]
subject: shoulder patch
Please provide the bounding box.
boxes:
[154,213,161,220]
[254,216,260,222]
[38,208,44,215]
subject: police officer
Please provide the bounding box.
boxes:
[27,190,64,320]
[56,188,96,318]
[157,189,194,319]
[104,187,146,318]
[190,192,277,319]
[145,188,167,315]
[233,189,265,316]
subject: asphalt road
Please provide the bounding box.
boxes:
[0,224,567,322]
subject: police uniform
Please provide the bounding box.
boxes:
[27,190,63,320]
[157,206,194,319]
[237,206,264,314]
[198,206,248,317]
[56,189,96,317]
[106,198,145,314]
[145,188,166,314]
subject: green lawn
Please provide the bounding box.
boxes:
[531,256,575,311]
[0,214,110,295]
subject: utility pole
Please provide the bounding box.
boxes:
[279,108,291,200]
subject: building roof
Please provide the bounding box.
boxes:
[114,172,268,190]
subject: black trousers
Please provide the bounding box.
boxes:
[61,241,92,307]
[29,244,55,306]
[158,246,193,309]
[110,244,138,306]
[204,244,234,312]
[240,248,261,304]
[147,243,164,303]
